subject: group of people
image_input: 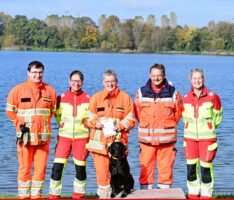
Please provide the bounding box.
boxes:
[6,61,223,199]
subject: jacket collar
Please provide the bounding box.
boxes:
[27,78,43,89]
[68,88,83,96]
[190,86,209,98]
[102,87,120,99]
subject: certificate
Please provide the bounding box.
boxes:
[101,118,116,137]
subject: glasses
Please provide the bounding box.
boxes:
[30,71,43,75]
[71,80,83,83]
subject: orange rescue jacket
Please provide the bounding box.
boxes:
[6,79,56,145]
[87,87,136,155]
[135,79,182,145]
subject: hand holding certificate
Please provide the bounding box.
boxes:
[101,118,116,138]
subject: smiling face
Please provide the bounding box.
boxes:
[27,66,44,83]
[190,71,204,90]
[69,73,83,92]
[103,75,117,92]
[150,68,165,87]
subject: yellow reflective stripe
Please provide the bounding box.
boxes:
[61,117,82,123]
[200,160,212,168]
[17,109,51,116]
[187,158,199,165]
[18,180,31,187]
[139,127,176,134]
[184,129,216,140]
[208,143,218,151]
[183,141,187,147]
[49,179,62,195]
[87,140,105,150]
[74,178,86,194]
[16,132,52,142]
[54,158,67,164]
[32,180,43,187]
[73,158,86,166]
[6,103,17,112]
[139,135,176,143]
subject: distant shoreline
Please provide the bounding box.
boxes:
[1,47,234,56]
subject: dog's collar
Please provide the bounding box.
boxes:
[111,155,125,160]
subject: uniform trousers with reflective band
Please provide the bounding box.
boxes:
[139,143,176,189]
[49,136,89,199]
[17,143,49,199]
[184,140,218,199]
[92,152,111,198]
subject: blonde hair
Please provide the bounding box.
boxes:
[190,69,204,79]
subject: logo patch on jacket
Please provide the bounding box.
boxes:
[43,97,51,102]
[21,98,31,102]
[116,107,124,112]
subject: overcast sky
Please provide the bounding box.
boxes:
[1,0,233,27]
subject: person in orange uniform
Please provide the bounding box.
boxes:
[135,64,182,189]
[182,69,222,199]
[86,69,136,198]
[49,70,90,199]
[6,61,56,199]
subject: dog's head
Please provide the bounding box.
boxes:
[108,142,126,159]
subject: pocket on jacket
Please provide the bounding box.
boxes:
[206,142,218,162]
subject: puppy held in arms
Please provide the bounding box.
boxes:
[108,141,134,198]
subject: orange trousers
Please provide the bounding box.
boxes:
[139,143,176,187]
[17,143,49,198]
[92,152,110,187]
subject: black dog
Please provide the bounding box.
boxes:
[108,141,134,198]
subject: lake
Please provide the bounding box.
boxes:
[0,51,234,195]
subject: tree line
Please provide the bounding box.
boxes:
[0,11,233,53]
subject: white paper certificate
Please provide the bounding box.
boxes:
[101,118,116,138]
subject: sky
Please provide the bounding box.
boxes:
[1,0,233,27]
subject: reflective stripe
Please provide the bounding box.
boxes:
[17,108,51,116]
[119,119,130,129]
[138,127,176,134]
[158,184,171,189]
[187,158,199,165]
[74,178,87,194]
[87,140,106,151]
[54,158,67,164]
[184,129,216,140]
[208,143,218,151]
[6,103,17,112]
[61,118,82,123]
[73,158,86,166]
[18,180,31,187]
[139,134,176,143]
[58,131,89,139]
[94,130,101,141]
[31,181,43,196]
[201,183,213,197]
[16,132,52,142]
[187,179,200,195]
[49,179,62,196]
[87,111,97,118]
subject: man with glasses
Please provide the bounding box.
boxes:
[6,61,57,199]
[182,69,222,199]
[49,70,90,199]
[87,69,136,198]
[135,63,182,190]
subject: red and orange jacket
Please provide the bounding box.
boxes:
[55,89,90,139]
[87,87,136,155]
[135,79,182,145]
[6,79,56,145]
[182,86,223,141]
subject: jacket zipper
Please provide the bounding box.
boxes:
[73,94,77,140]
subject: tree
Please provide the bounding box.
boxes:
[80,25,98,48]
[6,15,28,46]
[170,12,177,28]
[161,15,169,28]
[132,16,144,50]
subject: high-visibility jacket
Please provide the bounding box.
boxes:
[55,89,90,139]
[6,79,56,145]
[135,79,182,145]
[182,86,223,141]
[87,87,136,155]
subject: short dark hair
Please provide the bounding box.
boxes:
[70,70,84,81]
[28,61,44,72]
[150,64,166,76]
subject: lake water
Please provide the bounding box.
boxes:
[0,51,234,195]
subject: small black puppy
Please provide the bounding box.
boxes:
[108,141,134,198]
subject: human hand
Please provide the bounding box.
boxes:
[96,121,104,129]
